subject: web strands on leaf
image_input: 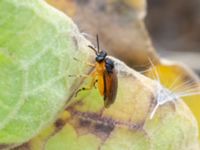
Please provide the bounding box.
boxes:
[148,59,200,119]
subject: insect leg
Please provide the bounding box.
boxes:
[75,71,97,96]
[73,57,95,67]
[93,79,98,89]
[68,74,90,78]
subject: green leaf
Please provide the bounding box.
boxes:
[0,0,87,145]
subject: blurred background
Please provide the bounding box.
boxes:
[47,0,200,75]
[146,0,200,75]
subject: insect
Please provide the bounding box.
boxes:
[75,35,118,108]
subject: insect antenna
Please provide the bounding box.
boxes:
[88,45,98,55]
[96,34,100,53]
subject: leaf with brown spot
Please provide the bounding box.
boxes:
[16,59,199,150]
[2,0,199,149]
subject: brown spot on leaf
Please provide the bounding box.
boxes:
[92,124,114,142]
[54,118,66,129]
[79,118,91,127]
[11,143,30,150]
[67,106,142,130]
[68,114,115,141]
[94,122,114,136]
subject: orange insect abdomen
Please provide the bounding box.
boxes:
[95,62,106,96]
[97,74,104,96]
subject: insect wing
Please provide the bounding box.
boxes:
[103,69,118,107]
